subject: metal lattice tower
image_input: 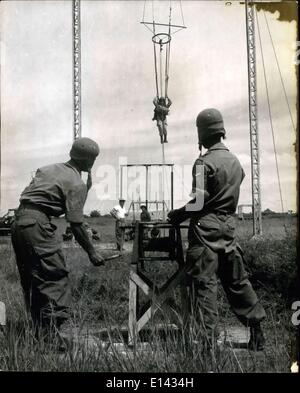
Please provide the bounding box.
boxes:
[72,0,81,140]
[245,0,262,236]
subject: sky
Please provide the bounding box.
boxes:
[0,0,298,215]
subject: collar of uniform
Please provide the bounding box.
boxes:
[64,161,82,176]
[207,142,229,152]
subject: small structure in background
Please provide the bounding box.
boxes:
[119,163,174,243]
[0,209,16,236]
[62,222,100,242]
[237,204,253,221]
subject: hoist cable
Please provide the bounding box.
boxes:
[255,9,285,215]
[159,42,163,97]
[179,0,185,27]
[165,1,172,98]
[153,43,159,97]
[142,0,146,22]
[263,10,297,135]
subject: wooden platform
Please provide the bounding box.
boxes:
[128,222,190,345]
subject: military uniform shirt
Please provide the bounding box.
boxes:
[140,211,151,222]
[20,163,87,223]
[191,142,245,216]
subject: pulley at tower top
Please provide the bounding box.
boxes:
[140,0,186,99]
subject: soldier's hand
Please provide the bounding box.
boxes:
[167,209,183,225]
[167,209,177,223]
[89,251,105,267]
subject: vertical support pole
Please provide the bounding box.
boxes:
[132,193,135,221]
[245,0,262,236]
[128,222,140,345]
[170,165,174,210]
[128,269,138,346]
[139,222,145,270]
[176,226,189,328]
[73,0,81,140]
[120,165,123,199]
[0,55,1,214]
[0,102,1,215]
[145,165,149,210]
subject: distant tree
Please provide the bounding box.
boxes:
[262,208,275,215]
[90,210,101,218]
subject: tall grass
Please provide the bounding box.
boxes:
[0,230,296,372]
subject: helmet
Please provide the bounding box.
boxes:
[70,137,100,161]
[196,108,226,140]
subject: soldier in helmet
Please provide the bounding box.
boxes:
[140,205,151,222]
[152,96,172,144]
[167,108,266,351]
[11,137,104,337]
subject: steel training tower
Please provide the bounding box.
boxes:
[245,0,262,236]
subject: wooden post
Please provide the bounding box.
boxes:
[171,165,174,210]
[176,227,189,327]
[128,222,140,345]
[145,165,149,210]
[0,301,6,326]
[120,165,123,200]
[128,270,137,346]
[128,223,190,343]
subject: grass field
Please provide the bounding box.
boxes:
[0,215,298,372]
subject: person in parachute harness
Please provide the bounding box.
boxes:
[167,108,266,351]
[11,137,104,337]
[152,96,172,144]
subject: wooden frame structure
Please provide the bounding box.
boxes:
[128,221,190,345]
[119,163,174,211]
[237,204,253,220]
[127,200,169,222]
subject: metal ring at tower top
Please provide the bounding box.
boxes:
[152,33,171,45]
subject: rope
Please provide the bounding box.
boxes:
[165,43,169,98]
[161,144,166,220]
[179,0,185,28]
[151,1,159,97]
[159,41,163,97]
[255,9,285,215]
[165,1,172,98]
[153,43,159,97]
[151,0,155,25]
[168,1,172,35]
[142,0,146,22]
[263,10,297,135]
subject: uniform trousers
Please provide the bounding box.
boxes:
[11,206,71,329]
[186,213,266,336]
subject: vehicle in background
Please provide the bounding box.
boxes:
[0,209,16,236]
